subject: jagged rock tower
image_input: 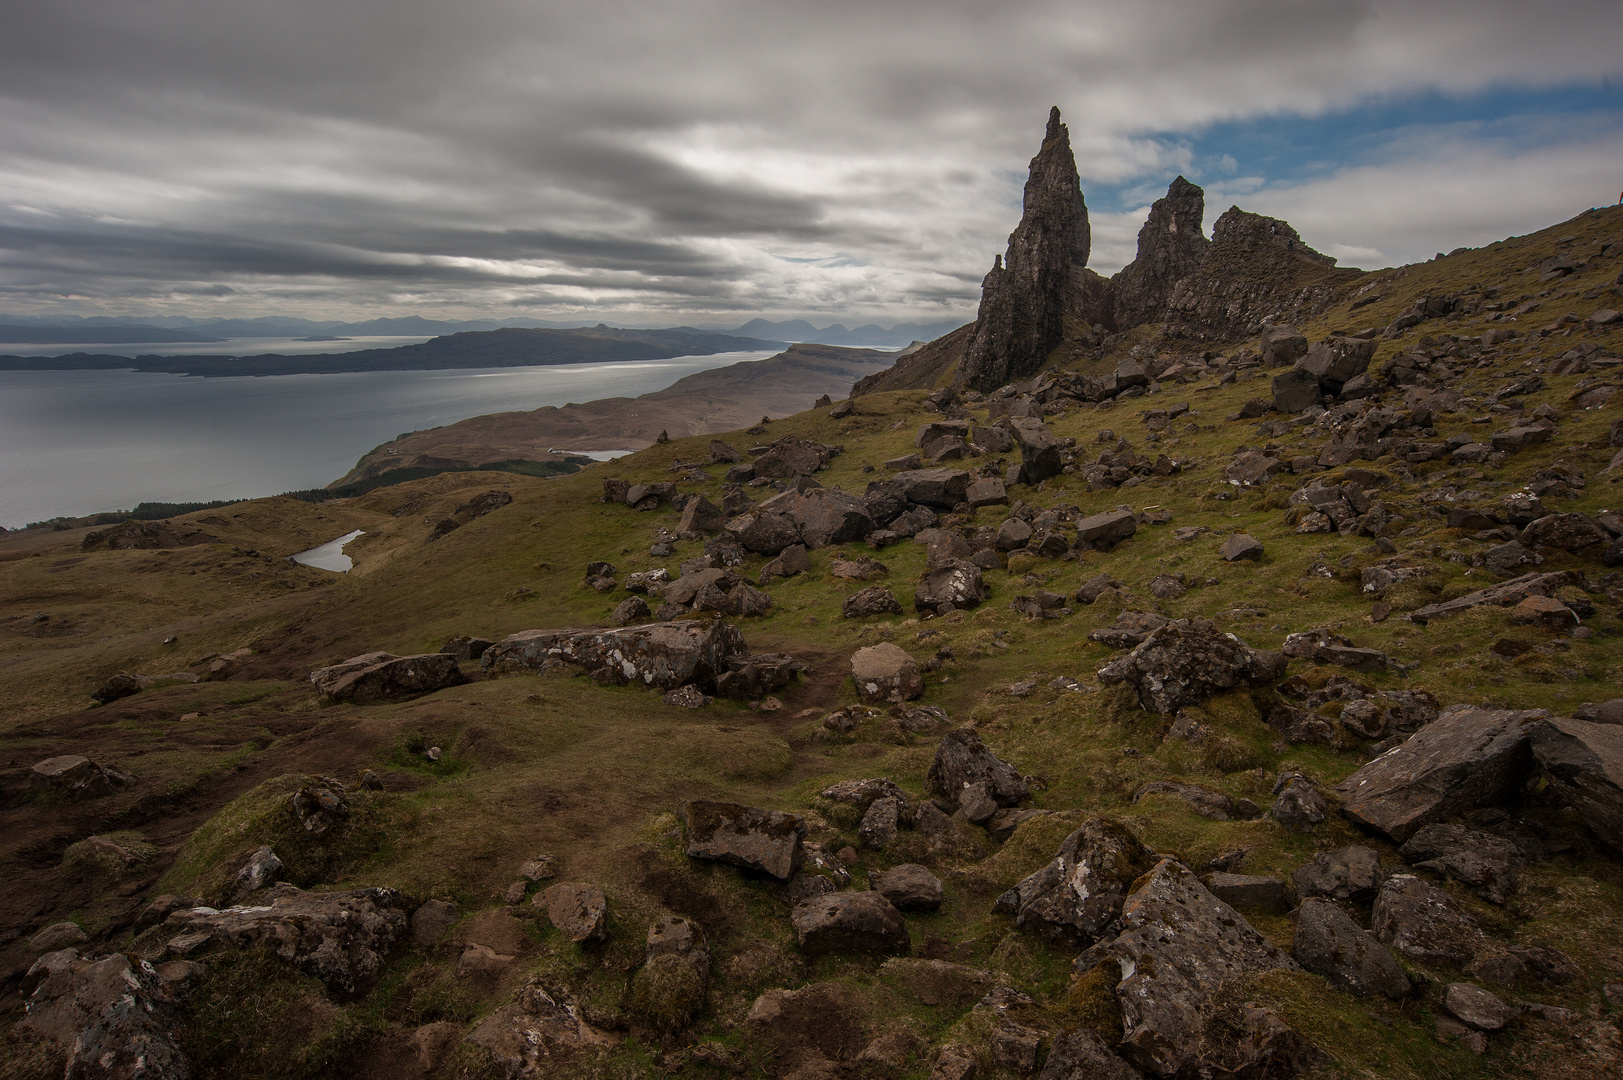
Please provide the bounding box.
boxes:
[1110,175,1210,328]
[957,107,1090,391]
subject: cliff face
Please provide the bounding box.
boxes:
[1109,175,1211,329]
[957,107,1091,391]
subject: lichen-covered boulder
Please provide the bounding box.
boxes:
[682,800,805,880]
[850,643,923,705]
[1371,874,1486,967]
[466,982,615,1074]
[913,559,988,612]
[310,651,466,704]
[994,818,1157,945]
[1097,618,1284,715]
[535,883,608,944]
[19,949,189,1080]
[483,619,747,691]
[28,755,133,799]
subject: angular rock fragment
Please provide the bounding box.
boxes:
[1037,1028,1144,1080]
[850,642,923,705]
[1526,716,1623,854]
[792,891,910,956]
[1205,873,1292,914]
[1293,845,1383,901]
[1400,824,1521,905]
[467,982,614,1073]
[1220,532,1264,561]
[1293,898,1410,999]
[536,883,608,944]
[1408,570,1584,623]
[928,728,1030,808]
[682,800,805,880]
[1372,874,1485,967]
[871,863,943,911]
[913,559,988,612]
[20,949,189,1079]
[1075,508,1137,547]
[843,585,904,618]
[28,755,133,799]
[1444,983,1515,1031]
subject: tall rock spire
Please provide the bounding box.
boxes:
[958,107,1091,391]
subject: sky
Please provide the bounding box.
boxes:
[2,0,1621,329]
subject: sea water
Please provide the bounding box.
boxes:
[0,350,774,528]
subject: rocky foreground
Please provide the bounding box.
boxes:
[2,110,1623,1080]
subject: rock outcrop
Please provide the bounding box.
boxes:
[958,108,1090,391]
[1097,618,1284,714]
[483,620,747,691]
[19,949,189,1079]
[310,651,467,704]
[1526,716,1623,853]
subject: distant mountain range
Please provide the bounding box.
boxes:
[0,326,788,377]
[0,312,967,349]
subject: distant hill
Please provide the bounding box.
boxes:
[0,323,224,344]
[0,325,787,377]
[730,317,967,349]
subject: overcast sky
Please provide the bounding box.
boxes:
[2,0,1621,327]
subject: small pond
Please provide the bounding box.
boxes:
[291,529,364,572]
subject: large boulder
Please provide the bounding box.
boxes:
[752,438,830,478]
[1527,716,1623,853]
[767,488,874,549]
[1075,509,1137,547]
[726,509,802,555]
[1333,705,1540,843]
[1399,824,1521,906]
[483,620,747,692]
[19,949,188,1080]
[1097,619,1285,715]
[1091,859,1316,1079]
[850,643,923,705]
[1270,367,1322,413]
[927,728,1029,808]
[843,585,904,618]
[1293,898,1410,999]
[310,652,467,704]
[1292,845,1383,901]
[791,891,910,956]
[913,560,988,612]
[869,864,943,911]
[677,495,726,535]
[1408,570,1584,623]
[681,800,805,880]
[1037,1028,1143,1080]
[1297,336,1375,392]
[958,107,1091,390]
[1260,325,1309,367]
[1371,874,1485,968]
[536,883,609,944]
[467,982,615,1074]
[993,818,1157,945]
[163,884,411,993]
[1002,416,1064,485]
[891,468,972,509]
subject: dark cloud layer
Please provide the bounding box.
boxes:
[2,0,1620,323]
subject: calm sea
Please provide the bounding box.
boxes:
[0,345,776,528]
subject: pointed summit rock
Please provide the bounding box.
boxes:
[1111,176,1211,329]
[958,107,1091,391]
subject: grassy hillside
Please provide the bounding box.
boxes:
[0,205,1620,1080]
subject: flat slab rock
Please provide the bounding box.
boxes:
[682,800,805,880]
[163,884,412,994]
[1335,705,1542,843]
[310,651,467,703]
[1408,570,1583,623]
[482,619,747,691]
[1088,859,1314,1079]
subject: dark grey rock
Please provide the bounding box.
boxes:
[484,619,747,692]
[871,863,943,911]
[1097,618,1285,715]
[995,818,1157,945]
[928,727,1029,808]
[310,652,467,704]
[1399,824,1521,905]
[1293,898,1410,999]
[1372,874,1486,967]
[682,801,805,880]
[1292,846,1383,901]
[1527,716,1623,854]
[792,891,910,956]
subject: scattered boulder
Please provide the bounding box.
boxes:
[411,899,460,947]
[1281,628,1390,672]
[752,438,831,478]
[232,845,283,898]
[1527,716,1623,854]
[1002,416,1065,484]
[1334,705,1540,843]
[28,755,133,799]
[1511,594,1578,631]
[630,916,710,1032]
[484,619,747,691]
[891,468,972,509]
[163,884,412,993]
[1443,983,1515,1032]
[792,891,910,956]
[1220,533,1264,562]
[843,585,904,618]
[1292,845,1383,901]
[1261,325,1309,367]
[610,596,649,625]
[439,635,493,661]
[913,560,988,612]
[29,923,88,952]
[466,982,615,1074]
[993,818,1157,945]
[1205,873,1292,914]
[859,797,902,850]
[1293,898,1410,999]
[726,509,803,555]
[850,643,923,705]
[1271,367,1323,413]
[1371,874,1486,967]
[678,495,726,535]
[1400,824,1521,905]
[19,949,188,1079]
[536,883,608,944]
[871,864,943,911]
[1091,859,1315,1079]
[1408,570,1584,623]
[1036,1028,1143,1080]
[927,728,1030,808]
[759,543,811,583]
[1088,610,1168,648]
[1097,618,1285,715]
[91,672,144,705]
[682,800,805,880]
[310,652,467,704]
[1133,780,1253,821]
[1075,509,1137,547]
